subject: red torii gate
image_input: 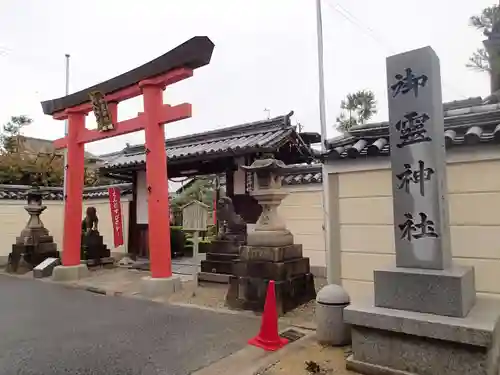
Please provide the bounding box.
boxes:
[41,37,214,280]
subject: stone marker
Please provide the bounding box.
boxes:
[33,257,60,278]
[373,46,475,318]
[343,46,500,375]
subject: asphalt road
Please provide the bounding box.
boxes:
[0,275,260,375]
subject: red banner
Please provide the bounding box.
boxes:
[108,187,124,248]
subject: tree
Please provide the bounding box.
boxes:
[171,178,214,211]
[0,115,111,187]
[335,90,377,133]
[1,115,32,153]
[467,5,500,73]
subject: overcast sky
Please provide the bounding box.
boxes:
[0,0,491,156]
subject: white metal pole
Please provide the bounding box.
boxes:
[315,0,334,283]
[63,54,70,201]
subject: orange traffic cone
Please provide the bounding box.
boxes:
[248,280,288,351]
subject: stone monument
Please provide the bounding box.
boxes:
[344,46,500,375]
[198,196,246,283]
[80,207,112,266]
[7,186,59,273]
[225,156,316,315]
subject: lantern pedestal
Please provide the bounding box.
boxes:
[199,196,247,284]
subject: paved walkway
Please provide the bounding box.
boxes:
[0,275,260,375]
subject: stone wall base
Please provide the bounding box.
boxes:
[344,298,500,375]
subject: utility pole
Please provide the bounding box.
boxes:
[315,0,335,284]
[316,0,327,150]
[63,54,70,201]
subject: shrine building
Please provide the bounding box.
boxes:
[100,111,324,266]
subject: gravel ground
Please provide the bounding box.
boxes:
[257,335,354,375]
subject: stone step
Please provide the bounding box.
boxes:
[198,272,231,284]
[200,260,234,275]
[206,253,239,262]
[233,257,310,281]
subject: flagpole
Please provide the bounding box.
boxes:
[63,54,70,201]
[315,0,334,283]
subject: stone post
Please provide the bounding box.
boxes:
[371,47,476,318]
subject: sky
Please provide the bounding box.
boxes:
[0,0,492,157]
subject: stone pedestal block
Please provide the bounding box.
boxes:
[226,273,316,316]
[200,258,234,275]
[239,244,303,262]
[344,298,500,375]
[207,240,241,254]
[33,257,60,278]
[232,257,310,281]
[198,239,242,284]
[139,276,182,298]
[374,266,476,317]
[81,231,111,263]
[52,264,89,281]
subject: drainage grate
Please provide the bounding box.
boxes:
[280,328,305,343]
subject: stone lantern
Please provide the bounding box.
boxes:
[243,157,293,247]
[225,156,316,315]
[7,186,59,273]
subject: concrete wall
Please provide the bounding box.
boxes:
[325,146,500,302]
[0,197,131,265]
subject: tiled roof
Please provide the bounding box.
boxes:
[325,100,500,160]
[102,111,314,170]
[282,164,322,185]
[0,183,133,201]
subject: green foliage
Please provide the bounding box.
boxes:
[466,48,491,72]
[335,90,377,133]
[171,178,215,210]
[467,5,500,73]
[0,115,112,187]
[470,6,500,35]
[1,115,32,153]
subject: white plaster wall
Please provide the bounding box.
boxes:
[0,197,131,265]
[325,146,500,302]
[262,185,325,269]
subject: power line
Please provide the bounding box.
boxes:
[322,0,468,99]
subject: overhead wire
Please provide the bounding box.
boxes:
[322,0,468,99]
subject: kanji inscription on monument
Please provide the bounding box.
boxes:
[387,46,451,270]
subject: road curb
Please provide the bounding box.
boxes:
[191,329,315,375]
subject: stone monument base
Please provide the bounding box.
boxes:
[374,265,476,317]
[139,275,182,298]
[225,244,316,315]
[51,264,90,281]
[199,239,242,284]
[344,298,500,375]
